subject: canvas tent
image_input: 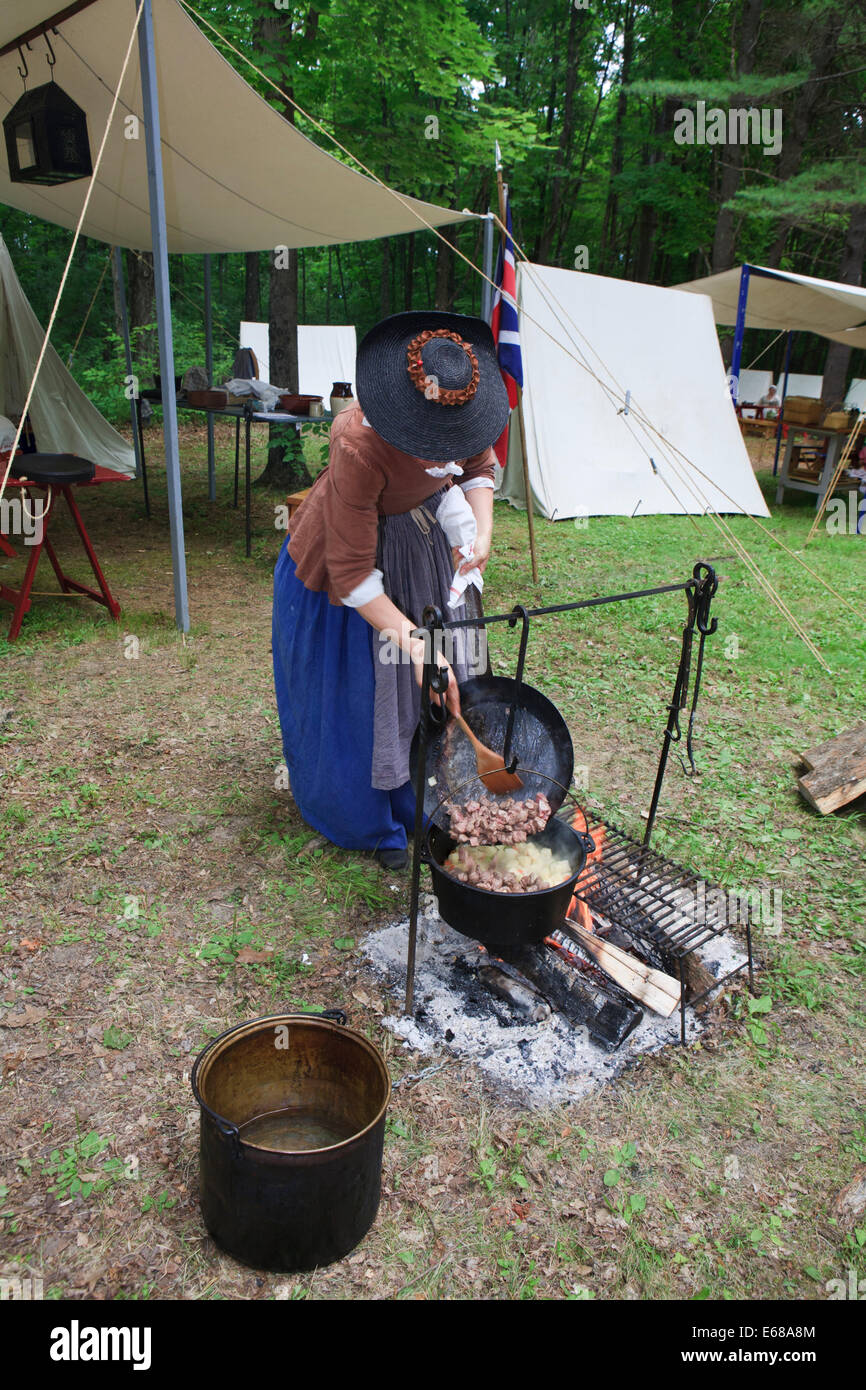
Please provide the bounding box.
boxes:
[736,369,772,404]
[675,265,866,349]
[674,263,866,470]
[773,373,823,399]
[0,233,134,474]
[500,263,769,520]
[846,379,866,412]
[239,324,358,404]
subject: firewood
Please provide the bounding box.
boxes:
[561,920,681,1017]
[798,723,866,815]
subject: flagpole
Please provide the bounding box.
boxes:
[496,148,538,584]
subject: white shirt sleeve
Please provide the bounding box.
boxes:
[341,568,385,607]
[460,477,495,493]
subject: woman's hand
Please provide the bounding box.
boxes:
[456,533,491,576]
[409,640,461,716]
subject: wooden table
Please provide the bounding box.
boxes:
[135,396,331,556]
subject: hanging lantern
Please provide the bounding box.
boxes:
[4,80,92,186]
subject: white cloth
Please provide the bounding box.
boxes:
[224,378,284,413]
[0,414,17,451]
[434,487,484,609]
[341,568,385,607]
[425,462,464,478]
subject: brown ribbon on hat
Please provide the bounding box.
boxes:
[406,329,480,406]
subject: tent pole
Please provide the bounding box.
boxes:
[495,166,538,584]
[773,329,793,476]
[137,0,190,632]
[110,245,144,485]
[729,264,750,399]
[480,212,494,323]
[204,252,215,502]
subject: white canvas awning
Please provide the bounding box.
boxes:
[0,0,473,253]
[675,265,866,347]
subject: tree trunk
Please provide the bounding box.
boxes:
[379,237,392,317]
[600,0,634,274]
[125,249,156,382]
[536,0,586,265]
[822,204,866,406]
[254,6,318,491]
[404,232,415,311]
[256,245,308,491]
[764,17,840,267]
[244,251,261,322]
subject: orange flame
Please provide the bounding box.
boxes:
[567,806,605,932]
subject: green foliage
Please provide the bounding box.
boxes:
[2,0,863,403]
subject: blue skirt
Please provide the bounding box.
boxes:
[272,543,415,851]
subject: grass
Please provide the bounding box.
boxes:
[0,421,864,1300]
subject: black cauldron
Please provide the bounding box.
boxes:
[426,815,593,948]
[191,1012,390,1272]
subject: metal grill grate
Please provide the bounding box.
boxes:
[566,817,755,1042]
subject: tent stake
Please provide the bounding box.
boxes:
[136,0,190,632]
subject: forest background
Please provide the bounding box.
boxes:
[1,0,864,481]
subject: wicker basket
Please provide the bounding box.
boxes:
[783,396,823,425]
[822,405,856,431]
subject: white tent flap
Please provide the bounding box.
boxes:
[0,235,135,475]
[500,263,769,520]
[735,368,772,404]
[775,374,823,400]
[239,322,357,401]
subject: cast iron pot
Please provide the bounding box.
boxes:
[191,1011,391,1273]
[426,814,594,948]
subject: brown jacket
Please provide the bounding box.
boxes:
[288,405,496,604]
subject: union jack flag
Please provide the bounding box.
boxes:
[490,193,522,466]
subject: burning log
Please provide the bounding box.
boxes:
[476,958,552,1023]
[500,939,643,1051]
[559,919,681,1017]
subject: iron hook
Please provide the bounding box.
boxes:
[503,603,530,772]
[45,29,58,72]
[692,561,718,635]
[17,42,31,86]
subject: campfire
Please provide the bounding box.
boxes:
[365,809,753,1106]
[368,567,756,1103]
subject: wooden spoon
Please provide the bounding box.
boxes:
[452,712,523,794]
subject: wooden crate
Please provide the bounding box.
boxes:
[783,396,822,425]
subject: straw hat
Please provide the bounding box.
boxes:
[355,311,510,462]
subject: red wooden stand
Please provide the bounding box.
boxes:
[0,479,121,641]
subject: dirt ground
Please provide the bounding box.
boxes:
[1,422,864,1301]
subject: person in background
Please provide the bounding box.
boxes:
[757,384,781,418]
[272,312,510,870]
